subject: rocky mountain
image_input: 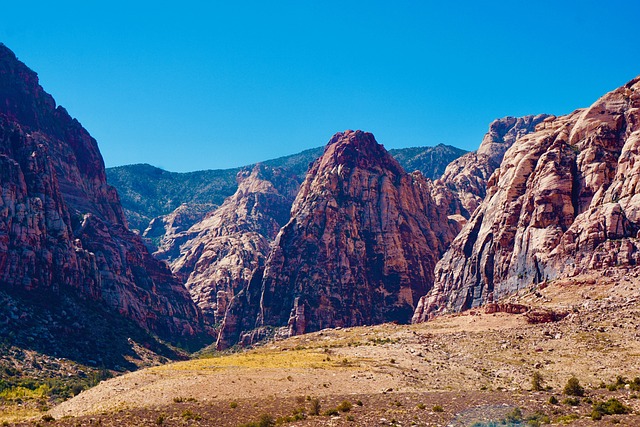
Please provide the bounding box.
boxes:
[107,145,467,235]
[216,130,463,348]
[0,44,205,360]
[106,148,324,234]
[438,115,551,216]
[158,164,301,324]
[414,76,640,321]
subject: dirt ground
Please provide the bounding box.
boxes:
[4,273,640,426]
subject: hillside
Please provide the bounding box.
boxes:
[19,272,638,426]
[106,145,467,233]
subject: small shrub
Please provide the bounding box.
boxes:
[590,409,603,420]
[416,403,426,410]
[181,410,202,421]
[155,414,165,425]
[555,413,579,423]
[337,400,352,412]
[310,398,321,415]
[548,395,558,405]
[239,414,275,427]
[432,404,444,412]
[525,411,550,426]
[41,414,55,422]
[562,397,580,406]
[504,407,523,423]
[531,371,544,391]
[563,376,584,396]
[230,401,238,409]
[173,396,185,403]
[355,400,363,406]
[592,398,631,418]
[323,408,339,416]
[346,415,355,421]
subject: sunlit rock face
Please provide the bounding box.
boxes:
[160,164,301,324]
[414,76,640,322]
[216,130,462,348]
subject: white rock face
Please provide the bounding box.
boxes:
[414,76,640,321]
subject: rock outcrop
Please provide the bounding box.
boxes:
[217,130,462,347]
[438,115,550,217]
[159,164,301,323]
[414,76,640,321]
[0,44,203,344]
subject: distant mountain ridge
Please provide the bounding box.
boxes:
[107,144,467,233]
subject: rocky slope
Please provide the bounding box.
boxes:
[414,76,640,320]
[216,131,462,347]
[438,115,550,217]
[0,44,204,352]
[158,164,301,323]
[389,143,467,180]
[107,145,466,235]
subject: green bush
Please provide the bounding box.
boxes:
[239,414,275,427]
[562,397,580,406]
[531,371,544,391]
[337,400,352,412]
[309,398,321,415]
[323,408,340,416]
[563,376,584,396]
[504,407,523,423]
[432,404,444,412]
[591,398,631,418]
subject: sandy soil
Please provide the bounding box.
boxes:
[7,273,640,426]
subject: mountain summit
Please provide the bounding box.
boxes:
[0,44,204,361]
[414,76,640,320]
[215,130,462,347]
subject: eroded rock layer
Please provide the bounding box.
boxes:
[0,44,202,343]
[217,130,462,346]
[159,164,301,323]
[439,115,550,217]
[414,76,640,321]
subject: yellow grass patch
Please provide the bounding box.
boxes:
[153,348,341,372]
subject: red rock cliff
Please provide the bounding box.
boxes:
[0,44,203,342]
[227,131,463,342]
[414,76,640,321]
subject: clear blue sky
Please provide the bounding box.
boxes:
[2,1,639,172]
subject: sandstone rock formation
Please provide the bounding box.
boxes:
[108,146,467,236]
[159,164,301,323]
[414,76,640,321]
[0,44,203,343]
[438,115,550,216]
[217,130,462,347]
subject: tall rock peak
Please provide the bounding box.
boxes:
[321,130,405,176]
[414,76,640,321]
[217,130,462,347]
[0,44,204,347]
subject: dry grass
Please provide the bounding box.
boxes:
[6,271,638,426]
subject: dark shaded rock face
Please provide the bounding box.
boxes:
[0,44,203,345]
[414,76,640,321]
[159,164,301,324]
[217,130,462,347]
